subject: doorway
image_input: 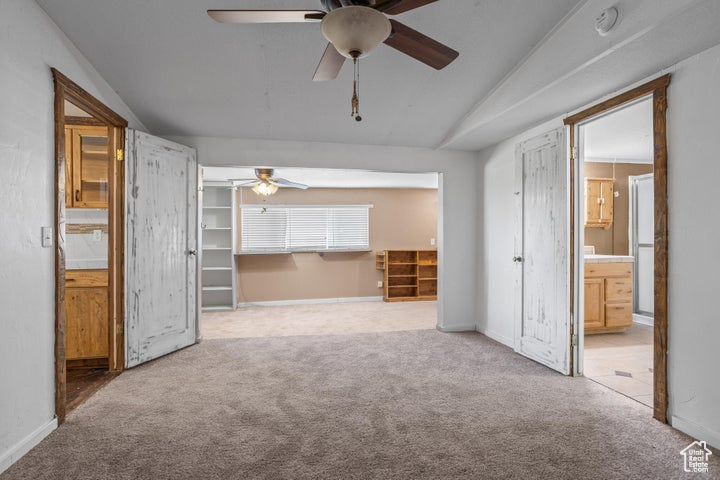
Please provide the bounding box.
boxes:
[577,98,654,407]
[196,166,442,338]
[52,69,127,423]
[565,75,670,422]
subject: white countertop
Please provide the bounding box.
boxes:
[66,259,107,270]
[584,254,634,264]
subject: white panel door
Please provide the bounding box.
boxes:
[514,128,570,375]
[125,129,198,368]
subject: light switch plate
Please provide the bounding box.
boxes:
[41,227,53,247]
[430,238,436,246]
[93,229,102,241]
[377,281,383,288]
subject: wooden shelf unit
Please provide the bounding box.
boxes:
[381,250,437,302]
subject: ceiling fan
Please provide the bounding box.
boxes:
[231,168,309,196]
[208,0,459,120]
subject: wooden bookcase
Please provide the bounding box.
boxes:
[380,250,437,302]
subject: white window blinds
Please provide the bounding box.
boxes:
[240,205,370,253]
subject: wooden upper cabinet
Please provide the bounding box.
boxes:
[584,178,614,229]
[65,125,110,208]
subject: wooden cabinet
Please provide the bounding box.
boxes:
[584,262,633,333]
[585,178,614,229]
[65,125,110,208]
[66,270,109,361]
[379,250,437,302]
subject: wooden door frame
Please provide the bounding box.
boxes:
[52,68,128,424]
[564,74,670,423]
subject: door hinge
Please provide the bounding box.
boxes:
[117,323,124,335]
[571,146,577,160]
[116,149,124,162]
[571,333,578,347]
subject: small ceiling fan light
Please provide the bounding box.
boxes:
[321,6,391,59]
[252,182,279,196]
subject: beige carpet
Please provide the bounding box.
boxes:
[201,301,438,339]
[3,329,718,479]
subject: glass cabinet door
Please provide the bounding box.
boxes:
[71,126,109,208]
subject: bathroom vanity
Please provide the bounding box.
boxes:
[584,255,634,333]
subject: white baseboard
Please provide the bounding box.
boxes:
[476,327,514,348]
[633,314,654,327]
[237,296,384,308]
[436,323,476,333]
[671,415,720,451]
[0,417,57,474]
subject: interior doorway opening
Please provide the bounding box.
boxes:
[577,97,654,407]
[196,166,441,339]
[565,74,670,423]
[52,69,127,423]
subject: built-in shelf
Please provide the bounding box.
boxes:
[201,184,236,312]
[202,286,233,292]
[379,250,438,302]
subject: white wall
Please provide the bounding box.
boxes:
[664,44,720,448]
[167,136,479,332]
[476,43,720,447]
[0,0,145,473]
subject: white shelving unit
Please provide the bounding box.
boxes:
[200,182,236,311]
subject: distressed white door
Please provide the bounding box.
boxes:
[125,129,198,367]
[514,128,570,374]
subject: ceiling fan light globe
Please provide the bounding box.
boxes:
[252,182,279,196]
[321,6,391,59]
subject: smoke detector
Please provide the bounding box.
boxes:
[595,7,619,36]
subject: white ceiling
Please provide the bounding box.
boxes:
[36,0,579,149]
[203,166,438,189]
[584,98,653,163]
[37,0,720,151]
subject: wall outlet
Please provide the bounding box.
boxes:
[377,281,383,288]
[93,229,102,242]
[430,238,436,246]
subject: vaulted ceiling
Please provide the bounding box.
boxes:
[37,0,720,151]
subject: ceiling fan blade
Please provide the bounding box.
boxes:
[207,10,326,24]
[383,19,459,70]
[269,178,309,190]
[374,0,438,15]
[313,43,346,82]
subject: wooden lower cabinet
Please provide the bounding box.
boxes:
[584,262,633,333]
[66,270,109,360]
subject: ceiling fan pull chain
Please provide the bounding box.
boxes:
[351,56,362,122]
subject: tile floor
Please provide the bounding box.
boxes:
[584,323,653,407]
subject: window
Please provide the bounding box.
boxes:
[240,205,371,253]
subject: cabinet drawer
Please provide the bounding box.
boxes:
[605,278,632,302]
[605,303,632,328]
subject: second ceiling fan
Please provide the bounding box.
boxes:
[208,0,459,120]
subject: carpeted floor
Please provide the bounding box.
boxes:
[3,329,717,479]
[201,301,437,339]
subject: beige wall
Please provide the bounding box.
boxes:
[234,188,437,302]
[584,162,653,255]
